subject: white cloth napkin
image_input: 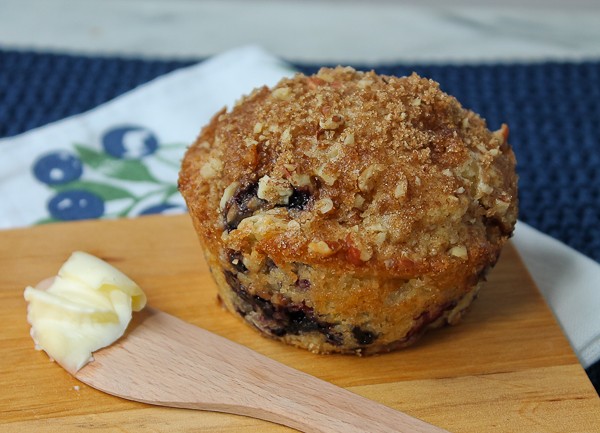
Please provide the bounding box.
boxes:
[513,223,600,368]
[1,45,598,368]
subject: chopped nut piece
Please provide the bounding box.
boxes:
[308,240,334,256]
[476,143,488,154]
[291,173,312,187]
[495,198,510,214]
[320,114,344,130]
[449,245,468,259]
[253,122,263,134]
[394,176,408,199]
[281,127,292,144]
[272,87,292,100]
[315,198,334,214]
[411,97,421,107]
[374,231,387,246]
[287,220,301,230]
[219,181,240,210]
[244,138,258,147]
[343,133,355,145]
[367,223,386,232]
[442,168,453,177]
[237,213,288,239]
[200,164,217,179]
[257,175,293,204]
[360,248,373,262]
[242,249,266,273]
[353,194,365,209]
[357,77,374,89]
[327,144,342,159]
[316,70,336,82]
[324,130,336,140]
[200,157,223,179]
[315,164,337,186]
[358,164,382,192]
[478,182,494,195]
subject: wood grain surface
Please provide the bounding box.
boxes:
[1,214,599,433]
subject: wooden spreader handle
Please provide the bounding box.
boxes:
[76,307,450,433]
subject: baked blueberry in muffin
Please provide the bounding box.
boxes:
[179,67,517,354]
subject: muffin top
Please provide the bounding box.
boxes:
[179,67,518,279]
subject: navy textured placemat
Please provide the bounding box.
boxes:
[0,48,599,392]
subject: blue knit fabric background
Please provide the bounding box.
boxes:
[0,49,598,390]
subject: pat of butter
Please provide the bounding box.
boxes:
[23,251,146,374]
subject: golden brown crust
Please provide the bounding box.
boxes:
[179,67,516,275]
[179,67,518,353]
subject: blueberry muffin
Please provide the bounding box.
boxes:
[178,67,517,354]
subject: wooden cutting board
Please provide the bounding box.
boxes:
[1,214,598,433]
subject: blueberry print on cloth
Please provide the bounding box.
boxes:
[32,125,185,224]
